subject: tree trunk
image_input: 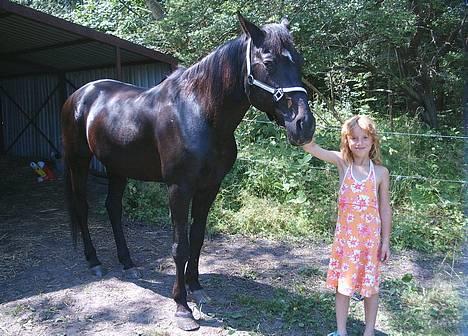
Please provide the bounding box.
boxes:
[396,68,439,129]
[419,90,438,128]
[418,73,438,128]
[146,0,164,20]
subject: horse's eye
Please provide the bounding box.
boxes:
[263,55,275,70]
[263,59,274,70]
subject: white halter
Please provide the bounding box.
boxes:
[245,38,308,102]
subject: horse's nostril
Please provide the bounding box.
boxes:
[297,117,304,132]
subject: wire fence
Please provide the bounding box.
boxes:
[238,118,467,185]
[242,118,468,140]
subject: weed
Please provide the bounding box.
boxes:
[7,304,27,317]
[298,266,325,278]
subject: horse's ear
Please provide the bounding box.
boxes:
[281,17,290,30]
[237,12,265,46]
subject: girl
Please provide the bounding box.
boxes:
[302,115,392,336]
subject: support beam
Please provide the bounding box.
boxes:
[116,46,122,80]
[0,55,61,74]
[0,38,93,58]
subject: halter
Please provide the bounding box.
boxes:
[245,38,308,102]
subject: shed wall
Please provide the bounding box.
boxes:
[0,62,171,173]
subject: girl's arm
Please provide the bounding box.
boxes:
[378,166,392,262]
[302,139,343,168]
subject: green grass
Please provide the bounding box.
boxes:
[122,109,465,335]
[216,272,462,335]
[380,276,461,335]
[123,110,464,255]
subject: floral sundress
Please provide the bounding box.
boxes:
[326,161,381,297]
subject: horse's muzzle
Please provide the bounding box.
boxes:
[284,101,316,146]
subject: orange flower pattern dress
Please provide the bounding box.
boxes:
[326,161,381,297]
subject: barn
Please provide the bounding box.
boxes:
[0,0,178,172]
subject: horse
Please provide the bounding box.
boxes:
[61,13,315,330]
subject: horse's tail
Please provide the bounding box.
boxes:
[64,160,79,247]
[62,97,79,248]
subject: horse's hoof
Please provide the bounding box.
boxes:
[123,267,141,279]
[190,289,211,305]
[175,311,199,331]
[90,265,104,278]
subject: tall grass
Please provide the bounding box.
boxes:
[123,108,465,255]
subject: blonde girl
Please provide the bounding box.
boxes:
[302,115,392,336]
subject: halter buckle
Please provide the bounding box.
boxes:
[247,75,254,85]
[273,88,284,102]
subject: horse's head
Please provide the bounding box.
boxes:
[239,13,315,146]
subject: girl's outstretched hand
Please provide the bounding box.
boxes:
[379,241,391,263]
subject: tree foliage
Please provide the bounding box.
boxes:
[17,0,465,129]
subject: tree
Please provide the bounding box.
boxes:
[17,0,465,128]
[290,0,465,128]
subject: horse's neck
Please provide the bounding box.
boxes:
[185,38,251,134]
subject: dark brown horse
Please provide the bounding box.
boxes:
[61,13,315,330]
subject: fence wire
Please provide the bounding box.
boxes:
[238,118,467,185]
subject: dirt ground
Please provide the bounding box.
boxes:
[0,157,457,336]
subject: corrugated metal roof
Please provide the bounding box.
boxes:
[0,0,178,78]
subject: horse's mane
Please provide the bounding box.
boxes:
[261,23,294,54]
[163,23,294,117]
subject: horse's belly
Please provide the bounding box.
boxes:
[95,147,163,181]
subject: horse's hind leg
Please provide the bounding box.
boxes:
[185,183,221,304]
[65,155,103,276]
[105,174,139,278]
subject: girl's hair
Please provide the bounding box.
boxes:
[340,115,382,164]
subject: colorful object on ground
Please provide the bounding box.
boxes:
[30,161,56,182]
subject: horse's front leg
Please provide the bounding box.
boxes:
[168,183,199,331]
[185,183,221,304]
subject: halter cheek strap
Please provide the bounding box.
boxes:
[245,38,308,102]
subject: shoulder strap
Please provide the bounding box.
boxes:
[339,164,351,192]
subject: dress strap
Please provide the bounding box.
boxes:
[339,164,351,193]
[370,160,379,203]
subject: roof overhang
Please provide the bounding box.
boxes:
[0,0,178,78]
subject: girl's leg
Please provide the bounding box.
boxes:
[336,292,350,335]
[363,293,379,336]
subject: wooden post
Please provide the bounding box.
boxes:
[116,46,122,80]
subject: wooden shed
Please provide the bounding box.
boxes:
[0,0,177,171]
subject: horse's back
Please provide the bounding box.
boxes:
[62,79,164,179]
[63,79,146,126]
[61,77,228,184]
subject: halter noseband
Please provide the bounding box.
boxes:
[245,38,308,102]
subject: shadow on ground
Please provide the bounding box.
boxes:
[0,156,414,335]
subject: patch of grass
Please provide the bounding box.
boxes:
[142,331,171,336]
[123,180,169,227]
[297,266,325,278]
[238,266,260,281]
[224,288,336,334]
[221,272,461,336]
[122,112,464,256]
[209,191,316,239]
[380,274,461,335]
[6,304,28,317]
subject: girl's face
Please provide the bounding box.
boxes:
[347,126,373,159]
